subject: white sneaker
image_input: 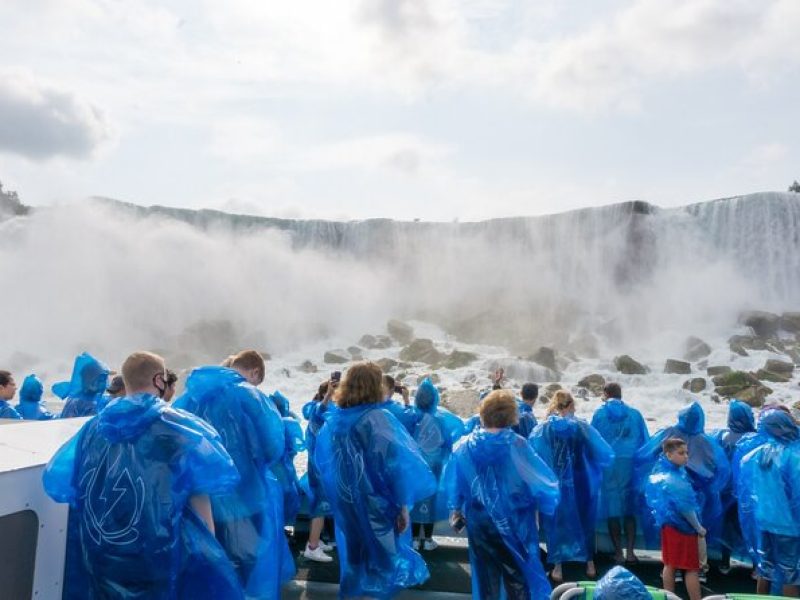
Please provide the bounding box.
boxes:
[319,540,335,552]
[423,538,438,551]
[412,539,421,551]
[303,543,333,563]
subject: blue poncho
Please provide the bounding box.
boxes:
[635,402,730,544]
[173,366,293,599]
[271,414,304,525]
[591,398,649,518]
[737,410,800,537]
[16,374,54,420]
[645,456,701,535]
[445,429,559,600]
[732,428,772,566]
[529,415,614,564]
[0,399,22,419]
[710,400,756,556]
[55,353,110,418]
[594,566,651,600]
[300,398,333,517]
[513,400,538,439]
[315,403,436,599]
[381,398,417,433]
[42,393,242,600]
[408,379,465,524]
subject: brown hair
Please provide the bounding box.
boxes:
[335,362,383,408]
[122,352,165,393]
[230,350,266,373]
[603,382,622,399]
[546,389,575,416]
[0,370,12,387]
[480,389,519,428]
[662,437,687,455]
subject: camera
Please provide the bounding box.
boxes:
[331,371,342,382]
[394,384,403,394]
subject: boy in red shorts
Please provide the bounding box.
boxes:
[645,437,705,600]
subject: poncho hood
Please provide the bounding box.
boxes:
[466,428,517,467]
[727,400,756,434]
[414,378,439,412]
[677,402,705,435]
[758,409,799,443]
[52,352,109,400]
[20,374,43,403]
[604,398,628,422]
[98,393,165,442]
[185,366,245,401]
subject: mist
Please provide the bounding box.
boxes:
[1,192,798,382]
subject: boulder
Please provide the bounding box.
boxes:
[542,383,564,402]
[347,346,364,360]
[441,389,481,418]
[684,336,712,362]
[577,374,605,396]
[358,334,378,349]
[682,378,707,393]
[387,319,414,344]
[528,347,558,372]
[374,335,393,349]
[323,349,349,364]
[735,384,773,408]
[755,369,790,383]
[664,359,691,375]
[440,350,478,370]
[764,359,795,376]
[375,357,399,372]
[614,355,649,375]
[781,312,800,333]
[399,339,445,365]
[707,365,732,377]
[712,370,761,389]
[297,360,318,374]
[729,334,768,352]
[740,310,781,338]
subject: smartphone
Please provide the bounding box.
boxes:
[331,371,342,382]
[394,384,403,394]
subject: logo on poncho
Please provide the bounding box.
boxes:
[81,447,146,546]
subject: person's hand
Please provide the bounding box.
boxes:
[449,510,466,531]
[400,386,410,405]
[396,505,410,534]
[324,380,337,402]
[698,527,707,538]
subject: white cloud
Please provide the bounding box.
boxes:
[0,70,111,160]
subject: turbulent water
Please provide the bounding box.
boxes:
[1,191,798,428]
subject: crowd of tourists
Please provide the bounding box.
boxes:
[0,352,798,599]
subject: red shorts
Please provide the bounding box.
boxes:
[661,526,700,570]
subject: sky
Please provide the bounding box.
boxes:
[0,0,798,221]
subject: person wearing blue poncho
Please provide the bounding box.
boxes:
[513,383,539,439]
[529,390,614,581]
[635,401,730,552]
[55,352,110,418]
[408,378,465,551]
[300,381,336,563]
[590,382,649,565]
[381,374,416,433]
[267,390,304,526]
[173,350,294,600]
[737,407,800,597]
[645,438,705,600]
[315,361,436,599]
[0,370,23,419]
[594,566,650,600]
[446,390,559,600]
[42,351,243,600]
[710,400,756,571]
[15,373,54,420]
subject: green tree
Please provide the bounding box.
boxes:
[789,180,800,193]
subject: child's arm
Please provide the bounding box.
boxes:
[681,510,707,537]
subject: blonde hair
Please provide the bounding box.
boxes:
[480,390,519,429]
[122,351,165,393]
[546,389,575,417]
[335,362,383,409]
